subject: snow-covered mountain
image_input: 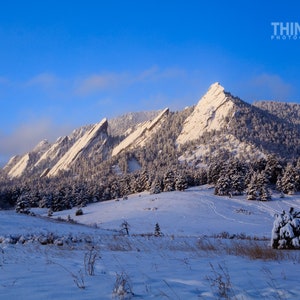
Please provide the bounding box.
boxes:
[112,108,169,157]
[3,125,92,179]
[177,82,300,162]
[47,118,108,177]
[4,140,51,178]
[3,82,300,180]
[3,110,164,178]
[177,82,235,145]
[108,110,162,137]
[34,136,70,169]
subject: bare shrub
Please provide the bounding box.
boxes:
[206,262,236,299]
[120,221,130,236]
[84,246,100,276]
[72,269,85,289]
[48,260,85,289]
[112,272,134,300]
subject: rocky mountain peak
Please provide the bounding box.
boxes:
[176,82,235,145]
[47,118,108,177]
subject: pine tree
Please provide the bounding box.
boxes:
[139,170,150,191]
[207,160,224,184]
[281,164,299,195]
[215,174,231,196]
[247,171,271,201]
[15,193,31,214]
[175,174,187,191]
[264,154,283,184]
[214,159,246,197]
[271,207,300,249]
[260,185,271,201]
[230,173,245,196]
[150,177,162,194]
[163,170,175,192]
[154,223,162,237]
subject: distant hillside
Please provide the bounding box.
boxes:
[254,101,300,126]
[108,110,162,136]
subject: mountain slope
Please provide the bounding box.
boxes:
[227,99,300,158]
[108,110,162,136]
[5,140,50,178]
[254,101,300,126]
[177,82,235,144]
[34,136,70,169]
[3,126,92,179]
[177,82,300,160]
[112,108,169,156]
[3,111,163,179]
[47,118,108,177]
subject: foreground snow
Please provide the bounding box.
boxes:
[1,186,300,299]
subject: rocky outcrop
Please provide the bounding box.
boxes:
[112,108,169,157]
[176,82,235,145]
[47,118,108,177]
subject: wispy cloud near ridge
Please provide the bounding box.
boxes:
[250,73,293,101]
[24,73,58,88]
[0,118,73,165]
[75,66,186,96]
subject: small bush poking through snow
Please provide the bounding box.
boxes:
[84,246,99,276]
[120,221,130,236]
[206,262,236,300]
[112,272,134,300]
[75,208,83,216]
[271,207,300,249]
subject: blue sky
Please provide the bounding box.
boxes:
[1,0,300,165]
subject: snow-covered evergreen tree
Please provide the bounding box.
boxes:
[15,193,31,214]
[271,207,300,249]
[215,175,232,196]
[230,173,245,196]
[163,170,175,192]
[175,174,187,191]
[247,171,271,201]
[280,164,299,195]
[150,176,162,194]
[214,158,246,197]
[264,154,283,184]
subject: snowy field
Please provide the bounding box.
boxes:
[1,186,300,299]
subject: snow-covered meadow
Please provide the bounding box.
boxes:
[1,186,300,299]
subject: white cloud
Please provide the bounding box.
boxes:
[249,73,293,101]
[75,66,186,96]
[24,73,58,88]
[0,118,72,164]
[75,72,130,95]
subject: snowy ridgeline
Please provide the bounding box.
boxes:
[271,207,300,249]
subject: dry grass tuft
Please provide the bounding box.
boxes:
[197,237,300,262]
